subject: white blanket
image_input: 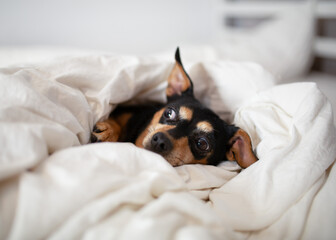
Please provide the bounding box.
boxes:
[0,55,335,240]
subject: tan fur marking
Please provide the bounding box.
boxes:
[114,113,132,142]
[197,157,208,165]
[166,63,191,97]
[115,113,132,129]
[135,108,166,148]
[135,129,148,148]
[165,137,211,166]
[226,129,258,168]
[197,121,213,133]
[139,123,175,148]
[179,106,193,121]
[92,119,121,142]
[165,137,194,166]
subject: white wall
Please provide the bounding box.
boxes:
[0,0,219,55]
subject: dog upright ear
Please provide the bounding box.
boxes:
[226,129,258,168]
[166,48,194,100]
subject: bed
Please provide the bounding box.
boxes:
[0,1,336,240]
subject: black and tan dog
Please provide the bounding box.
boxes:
[91,48,257,168]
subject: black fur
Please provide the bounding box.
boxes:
[111,94,238,166]
[111,105,162,143]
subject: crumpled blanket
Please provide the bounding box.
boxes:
[0,54,335,240]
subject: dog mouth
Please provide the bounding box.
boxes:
[144,132,190,167]
[142,124,195,166]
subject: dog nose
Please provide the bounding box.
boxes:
[151,132,172,154]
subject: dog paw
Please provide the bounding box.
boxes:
[90,120,120,143]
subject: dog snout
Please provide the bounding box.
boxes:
[150,132,172,154]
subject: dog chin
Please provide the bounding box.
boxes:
[142,131,189,167]
[164,155,187,167]
[143,142,181,166]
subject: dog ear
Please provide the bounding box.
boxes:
[166,47,194,100]
[226,129,258,168]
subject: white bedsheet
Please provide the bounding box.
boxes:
[299,72,336,126]
[0,54,335,240]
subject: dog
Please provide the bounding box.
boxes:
[90,48,257,168]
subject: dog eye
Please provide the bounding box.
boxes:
[196,137,210,151]
[164,108,177,121]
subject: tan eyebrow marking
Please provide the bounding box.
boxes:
[179,107,193,121]
[197,121,213,133]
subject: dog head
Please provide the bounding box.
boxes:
[141,48,257,168]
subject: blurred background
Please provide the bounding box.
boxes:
[0,0,335,75]
[0,0,335,123]
[0,0,219,55]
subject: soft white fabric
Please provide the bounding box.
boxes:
[299,72,336,126]
[0,55,335,240]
